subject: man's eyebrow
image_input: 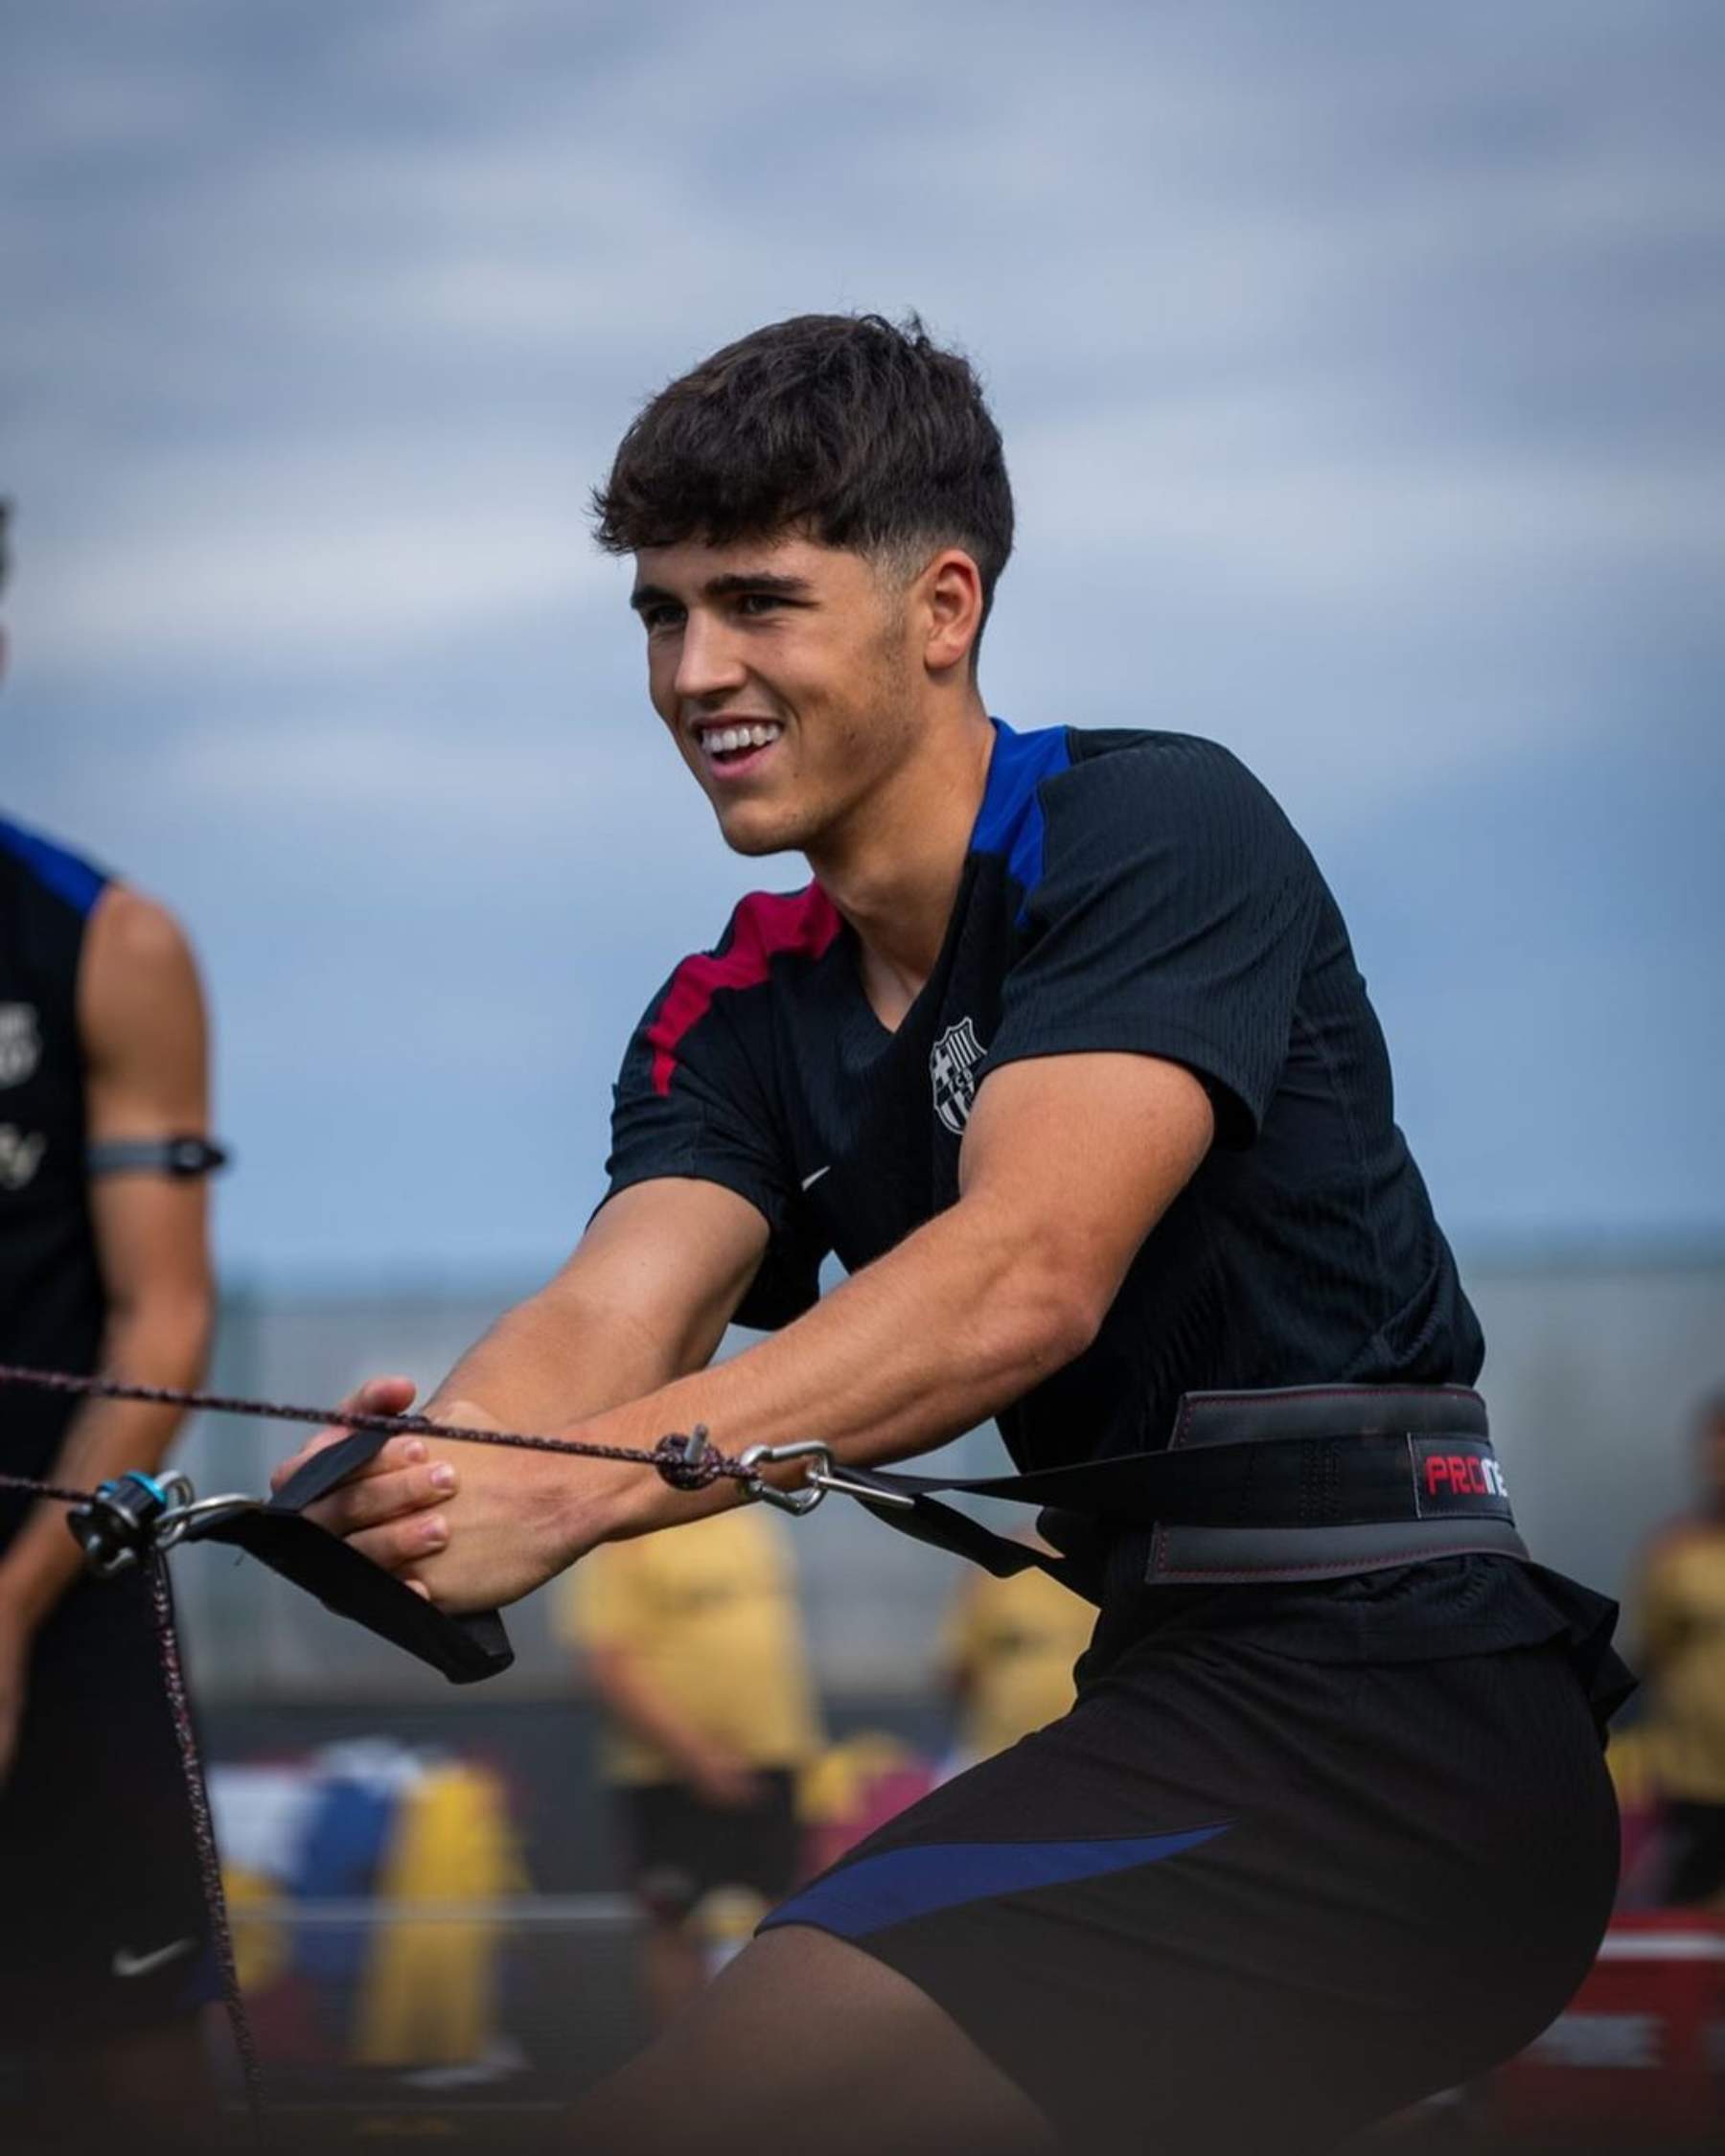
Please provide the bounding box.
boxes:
[703,571,814,599]
[628,571,815,611]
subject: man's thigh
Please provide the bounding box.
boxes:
[570,1924,1058,2156]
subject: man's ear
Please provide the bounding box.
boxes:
[919,549,984,676]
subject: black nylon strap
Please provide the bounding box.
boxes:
[185,1427,514,1684]
[834,1431,1522,1606]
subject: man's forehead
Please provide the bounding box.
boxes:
[631,532,862,594]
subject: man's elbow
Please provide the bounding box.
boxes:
[987,1247,1110,1386]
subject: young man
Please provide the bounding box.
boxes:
[0,500,223,2146]
[278,317,1627,2154]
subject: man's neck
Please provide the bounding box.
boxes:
[810,697,996,1030]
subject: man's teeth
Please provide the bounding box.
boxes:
[702,722,782,753]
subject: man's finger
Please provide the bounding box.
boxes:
[302,1458,458,1537]
[345,1512,451,1575]
[268,1375,418,1494]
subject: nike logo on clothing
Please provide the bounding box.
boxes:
[800,1164,832,1191]
[112,1938,195,1980]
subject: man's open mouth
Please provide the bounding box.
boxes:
[696,720,784,768]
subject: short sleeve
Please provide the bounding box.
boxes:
[983,743,1320,1145]
[604,914,828,1327]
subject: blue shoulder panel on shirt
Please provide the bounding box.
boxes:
[969,718,1071,919]
[760,1822,1229,1939]
[0,816,108,919]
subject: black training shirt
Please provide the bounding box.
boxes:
[607,720,1484,1477]
[0,815,109,1532]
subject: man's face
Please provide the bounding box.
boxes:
[630,533,924,860]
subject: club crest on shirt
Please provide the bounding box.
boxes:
[0,1004,41,1089]
[931,1017,987,1137]
[0,1125,46,1191]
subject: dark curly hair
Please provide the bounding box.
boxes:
[592,313,1014,651]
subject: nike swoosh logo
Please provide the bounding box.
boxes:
[112,1938,195,1980]
[800,1164,832,1192]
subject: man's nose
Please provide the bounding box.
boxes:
[673,609,748,704]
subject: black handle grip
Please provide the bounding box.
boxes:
[194,1422,515,1684]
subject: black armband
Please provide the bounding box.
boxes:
[87,1135,231,1180]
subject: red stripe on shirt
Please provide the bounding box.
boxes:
[649,883,842,1096]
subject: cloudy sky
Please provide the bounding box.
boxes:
[4,0,1721,1287]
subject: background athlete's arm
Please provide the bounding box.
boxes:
[0,888,214,1773]
[283,1050,1213,1613]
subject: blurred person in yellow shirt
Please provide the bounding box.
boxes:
[558,1505,821,2022]
[942,1542,1096,1768]
[1633,1392,1725,1905]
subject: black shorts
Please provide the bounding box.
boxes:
[763,1561,1622,2155]
[0,1566,213,2050]
[621,1769,800,1921]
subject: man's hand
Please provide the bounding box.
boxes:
[270,1376,460,1597]
[269,1376,645,1614]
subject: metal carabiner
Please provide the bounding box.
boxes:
[66,1468,264,1575]
[153,1489,265,1550]
[734,1440,920,1516]
[737,1439,832,1515]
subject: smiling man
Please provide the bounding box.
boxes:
[278,315,1627,2154]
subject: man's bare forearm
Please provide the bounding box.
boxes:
[424,1276,728,1434]
[574,1191,1092,1542]
[0,1292,211,1629]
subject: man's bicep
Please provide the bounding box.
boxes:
[958,1052,1213,1327]
[561,1177,773,1372]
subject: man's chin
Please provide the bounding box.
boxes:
[712,802,814,860]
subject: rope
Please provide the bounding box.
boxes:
[0,1468,92,1505]
[0,1361,744,1486]
[146,1553,268,2146]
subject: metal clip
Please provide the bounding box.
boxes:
[155,1490,264,1548]
[735,1441,919,1517]
[737,1439,832,1515]
[66,1469,261,1576]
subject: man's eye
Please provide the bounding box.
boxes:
[734,592,784,617]
[641,604,684,633]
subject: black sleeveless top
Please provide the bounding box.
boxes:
[0,815,109,1524]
